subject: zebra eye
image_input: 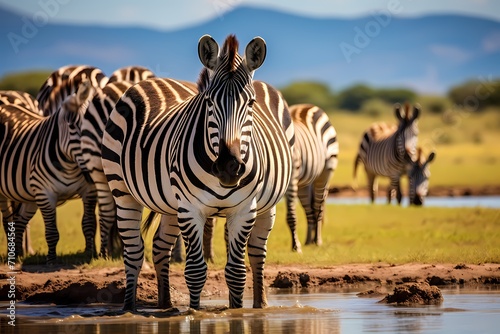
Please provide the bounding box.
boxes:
[248,99,255,108]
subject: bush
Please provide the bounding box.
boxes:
[360,98,393,118]
[0,70,53,97]
[448,79,500,111]
[280,81,336,110]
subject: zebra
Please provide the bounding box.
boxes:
[408,148,436,206]
[0,82,97,263]
[285,104,338,253]
[353,103,420,204]
[108,66,155,83]
[102,34,294,311]
[81,66,156,258]
[0,90,41,112]
[36,65,108,116]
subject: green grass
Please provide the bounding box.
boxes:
[1,200,499,268]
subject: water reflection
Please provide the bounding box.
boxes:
[1,289,499,334]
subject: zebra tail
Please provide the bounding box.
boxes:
[108,221,124,259]
[141,210,160,235]
[352,154,361,191]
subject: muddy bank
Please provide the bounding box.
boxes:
[1,263,499,307]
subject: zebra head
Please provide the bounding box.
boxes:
[197,34,267,188]
[408,149,436,206]
[395,102,420,161]
[59,81,95,182]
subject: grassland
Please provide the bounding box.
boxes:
[0,106,499,267]
[1,199,498,267]
[329,107,500,188]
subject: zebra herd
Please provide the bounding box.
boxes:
[0,34,435,310]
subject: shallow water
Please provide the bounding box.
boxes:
[2,288,499,333]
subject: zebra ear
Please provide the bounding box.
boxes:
[244,37,266,73]
[394,103,403,121]
[198,35,219,70]
[412,104,421,121]
[426,151,436,164]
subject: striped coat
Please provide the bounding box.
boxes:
[285,104,338,252]
[0,83,96,262]
[353,103,420,204]
[102,35,294,311]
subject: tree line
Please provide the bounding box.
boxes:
[0,70,499,112]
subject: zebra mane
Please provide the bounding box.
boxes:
[197,67,210,93]
[404,102,411,120]
[221,34,240,72]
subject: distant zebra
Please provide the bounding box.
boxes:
[102,35,294,310]
[36,65,108,116]
[0,83,97,263]
[81,66,156,257]
[285,104,338,253]
[408,148,436,206]
[353,103,420,204]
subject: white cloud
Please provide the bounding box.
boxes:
[429,44,473,64]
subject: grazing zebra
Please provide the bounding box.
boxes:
[408,148,436,206]
[285,104,338,253]
[36,65,108,116]
[81,66,156,258]
[353,103,420,204]
[0,82,97,263]
[102,35,294,310]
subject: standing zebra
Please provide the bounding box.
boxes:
[102,35,294,310]
[0,82,97,262]
[36,65,108,116]
[408,148,436,206]
[285,104,338,253]
[353,103,420,204]
[81,66,156,258]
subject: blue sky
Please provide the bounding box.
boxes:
[1,0,499,30]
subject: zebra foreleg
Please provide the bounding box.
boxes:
[366,171,377,203]
[153,214,179,309]
[310,168,334,246]
[115,197,144,311]
[178,210,207,309]
[35,195,60,264]
[248,206,275,308]
[225,203,257,308]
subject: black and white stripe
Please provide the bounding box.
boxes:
[81,66,155,258]
[36,65,108,116]
[408,148,436,206]
[353,103,420,204]
[102,35,294,310]
[0,83,97,263]
[285,104,338,252]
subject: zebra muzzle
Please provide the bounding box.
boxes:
[211,158,246,188]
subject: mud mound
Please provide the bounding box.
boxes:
[379,282,443,306]
[270,271,311,288]
[25,279,125,304]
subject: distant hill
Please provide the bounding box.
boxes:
[1,5,499,93]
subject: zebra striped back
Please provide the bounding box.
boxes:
[102,34,293,311]
[0,82,97,262]
[36,65,108,116]
[108,66,155,83]
[285,104,338,252]
[354,103,420,204]
[408,148,436,206]
[0,90,41,114]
